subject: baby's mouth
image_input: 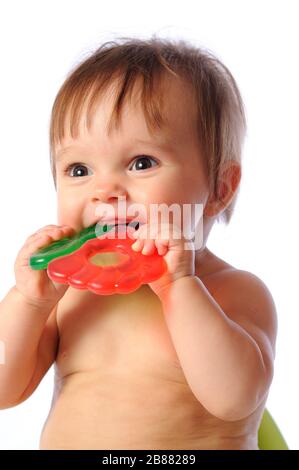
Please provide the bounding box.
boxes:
[102,221,141,231]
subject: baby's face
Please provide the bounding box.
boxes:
[54,76,209,234]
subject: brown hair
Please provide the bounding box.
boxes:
[49,36,247,224]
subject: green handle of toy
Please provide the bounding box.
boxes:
[29,223,115,270]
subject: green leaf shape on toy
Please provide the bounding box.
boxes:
[29,223,115,270]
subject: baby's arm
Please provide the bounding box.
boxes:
[0,224,74,409]
[0,288,58,408]
[157,271,277,422]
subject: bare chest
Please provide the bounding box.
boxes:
[55,284,187,379]
[44,270,259,449]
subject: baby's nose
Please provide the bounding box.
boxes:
[91,185,128,203]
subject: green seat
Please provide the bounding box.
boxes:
[258,409,288,450]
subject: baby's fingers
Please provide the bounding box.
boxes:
[141,239,156,255]
[131,238,168,256]
[36,224,62,233]
[15,233,54,268]
[131,238,144,252]
[26,225,74,244]
[16,227,73,269]
[35,224,73,233]
[155,239,169,256]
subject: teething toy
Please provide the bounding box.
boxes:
[29,223,109,270]
[29,223,167,295]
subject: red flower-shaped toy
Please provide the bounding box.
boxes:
[47,228,167,295]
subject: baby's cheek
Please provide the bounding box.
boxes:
[57,206,69,226]
[57,205,79,231]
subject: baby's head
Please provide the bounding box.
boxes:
[50,37,246,245]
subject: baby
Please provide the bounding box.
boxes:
[0,37,277,450]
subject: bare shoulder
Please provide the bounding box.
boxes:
[211,269,278,343]
[209,267,278,379]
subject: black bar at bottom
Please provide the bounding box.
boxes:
[0,449,294,466]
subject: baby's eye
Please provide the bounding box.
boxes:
[130,155,158,171]
[64,163,93,177]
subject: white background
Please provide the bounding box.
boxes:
[0,0,298,450]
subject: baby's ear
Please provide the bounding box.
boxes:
[204,162,241,217]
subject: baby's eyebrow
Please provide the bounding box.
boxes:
[56,146,84,161]
[56,139,175,161]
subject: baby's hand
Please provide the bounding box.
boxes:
[131,222,195,297]
[14,224,75,308]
